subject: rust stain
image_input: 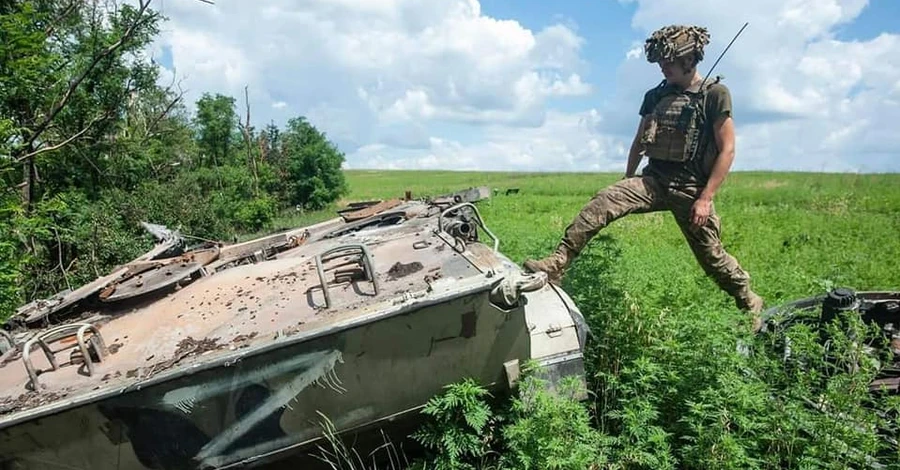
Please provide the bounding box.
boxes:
[0,391,65,416]
[342,199,403,222]
[387,261,424,280]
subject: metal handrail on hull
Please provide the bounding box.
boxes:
[314,244,380,309]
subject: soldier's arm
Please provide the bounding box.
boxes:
[625,115,650,177]
[698,115,736,201]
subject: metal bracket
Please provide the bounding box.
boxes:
[437,202,500,252]
[0,330,13,355]
[314,244,379,309]
[22,323,108,390]
[545,324,563,338]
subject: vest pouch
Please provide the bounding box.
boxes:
[644,124,691,162]
[640,115,658,145]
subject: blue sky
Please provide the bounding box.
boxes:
[834,0,900,40]
[152,0,900,173]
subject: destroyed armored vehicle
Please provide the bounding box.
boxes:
[0,188,588,469]
[760,288,900,395]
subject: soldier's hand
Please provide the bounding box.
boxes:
[691,197,712,228]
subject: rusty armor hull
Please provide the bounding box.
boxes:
[0,196,587,469]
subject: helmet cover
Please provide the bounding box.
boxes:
[644,25,710,63]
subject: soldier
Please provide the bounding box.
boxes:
[523,24,765,331]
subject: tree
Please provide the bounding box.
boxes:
[193,93,238,169]
[0,0,165,205]
[280,117,348,210]
[0,0,193,313]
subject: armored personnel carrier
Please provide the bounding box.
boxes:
[0,189,589,469]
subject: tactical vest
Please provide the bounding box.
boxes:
[640,77,721,163]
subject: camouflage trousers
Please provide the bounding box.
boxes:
[553,176,755,308]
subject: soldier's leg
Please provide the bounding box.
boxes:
[524,176,664,285]
[667,189,764,326]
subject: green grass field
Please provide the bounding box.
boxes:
[279,170,900,469]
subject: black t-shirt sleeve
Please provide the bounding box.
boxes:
[639,89,657,116]
[704,83,733,123]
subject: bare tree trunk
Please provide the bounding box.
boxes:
[22,152,36,214]
[241,85,259,197]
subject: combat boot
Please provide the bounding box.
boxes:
[523,246,573,287]
[734,287,765,333]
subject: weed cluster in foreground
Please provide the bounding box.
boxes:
[392,246,899,469]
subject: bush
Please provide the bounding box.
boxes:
[413,231,899,470]
[411,378,497,470]
[499,375,610,470]
[0,199,24,321]
[281,117,348,210]
[411,373,610,470]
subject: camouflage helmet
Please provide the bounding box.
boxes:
[644,25,710,63]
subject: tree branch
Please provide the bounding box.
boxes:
[239,85,259,196]
[53,227,73,292]
[17,0,155,157]
[14,112,110,162]
[141,86,185,144]
[44,0,81,37]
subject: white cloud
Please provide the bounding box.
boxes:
[152,0,900,173]
[153,0,589,147]
[346,109,625,172]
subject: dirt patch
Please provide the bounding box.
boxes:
[101,371,123,382]
[387,261,424,280]
[281,322,307,337]
[172,336,223,358]
[0,348,22,369]
[761,179,787,189]
[127,336,227,381]
[0,390,66,416]
[272,271,299,282]
[108,343,123,355]
[232,332,259,344]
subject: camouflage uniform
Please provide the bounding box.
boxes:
[524,25,764,316]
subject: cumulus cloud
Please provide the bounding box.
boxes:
[347,109,626,172]
[152,0,899,173]
[153,0,589,148]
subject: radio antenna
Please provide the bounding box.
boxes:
[699,22,749,89]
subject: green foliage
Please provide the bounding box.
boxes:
[194,93,238,168]
[411,379,497,470]
[281,117,349,209]
[0,197,24,319]
[1,0,165,197]
[408,373,610,470]
[498,375,610,470]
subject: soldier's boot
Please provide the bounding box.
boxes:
[523,245,574,287]
[734,287,765,333]
[523,216,595,286]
